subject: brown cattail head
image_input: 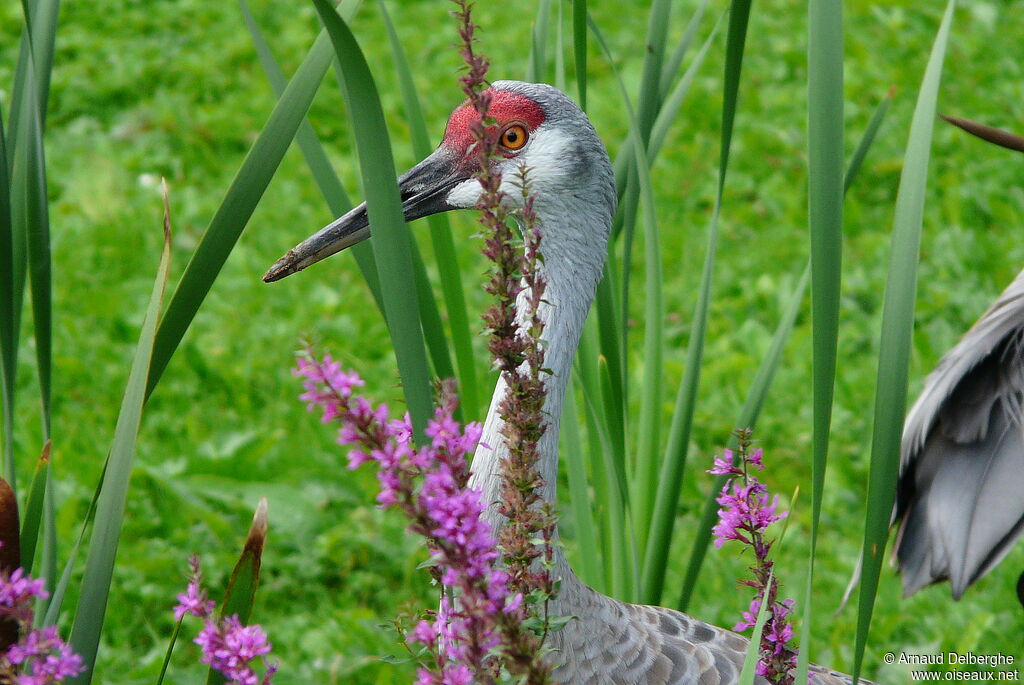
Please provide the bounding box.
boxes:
[0,475,21,573]
[0,471,22,653]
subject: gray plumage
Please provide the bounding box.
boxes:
[896,269,1024,598]
[268,80,866,683]
[462,82,862,683]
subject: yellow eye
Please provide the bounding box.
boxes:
[500,124,529,151]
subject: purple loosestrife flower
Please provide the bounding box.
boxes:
[0,553,83,683]
[295,351,543,683]
[174,554,215,621]
[708,430,798,685]
[174,556,276,685]
[195,617,276,685]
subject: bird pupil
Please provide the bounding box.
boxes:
[506,129,518,143]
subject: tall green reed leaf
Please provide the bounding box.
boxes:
[19,441,49,574]
[7,0,59,158]
[554,0,566,92]
[244,0,455,403]
[854,2,955,680]
[627,103,663,562]
[677,88,894,612]
[576,324,634,598]
[561,390,604,591]
[237,0,384,314]
[68,190,173,684]
[738,569,775,685]
[636,0,672,145]
[796,2,844,680]
[0,109,15,486]
[527,0,552,83]
[7,4,60,472]
[846,91,892,195]
[43,469,101,626]
[146,0,363,401]
[642,0,753,605]
[585,17,659,592]
[378,0,480,420]
[658,0,708,99]
[648,12,722,162]
[572,0,587,109]
[17,60,53,442]
[311,0,433,440]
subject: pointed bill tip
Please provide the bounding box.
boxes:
[263,253,302,283]
[262,204,372,284]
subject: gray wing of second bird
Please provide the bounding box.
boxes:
[896,268,1024,598]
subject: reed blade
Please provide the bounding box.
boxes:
[311,0,433,440]
[675,85,893,610]
[379,0,480,419]
[145,2,362,400]
[68,191,173,684]
[237,0,385,314]
[853,2,955,680]
[642,0,753,605]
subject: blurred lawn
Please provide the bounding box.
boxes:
[1,0,1022,682]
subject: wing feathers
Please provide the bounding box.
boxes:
[897,269,1024,597]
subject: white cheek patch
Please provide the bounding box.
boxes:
[446,178,483,209]
[445,127,572,210]
[515,127,573,187]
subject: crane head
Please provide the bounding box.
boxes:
[263,81,612,283]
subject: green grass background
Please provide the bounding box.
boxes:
[1,0,1022,682]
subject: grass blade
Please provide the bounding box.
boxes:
[238,0,385,314]
[854,2,956,680]
[561,390,604,591]
[145,2,363,400]
[635,0,672,143]
[6,0,59,153]
[68,188,174,684]
[676,89,892,611]
[311,0,433,440]
[206,499,268,685]
[19,440,49,574]
[641,0,753,605]
[554,0,566,92]
[658,0,708,98]
[378,0,480,419]
[845,90,892,194]
[409,245,457,383]
[20,61,53,441]
[738,569,775,684]
[572,0,586,109]
[796,0,844,678]
[648,12,722,162]
[527,0,552,82]
[586,15,664,561]
[0,105,16,486]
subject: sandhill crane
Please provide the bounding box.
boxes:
[266,81,860,684]
[894,117,1024,600]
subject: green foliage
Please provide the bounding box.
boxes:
[0,1,1021,683]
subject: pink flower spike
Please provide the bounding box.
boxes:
[174,554,215,621]
[707,449,740,476]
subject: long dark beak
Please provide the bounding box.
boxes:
[263,147,468,283]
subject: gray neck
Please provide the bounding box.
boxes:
[468,200,610,573]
